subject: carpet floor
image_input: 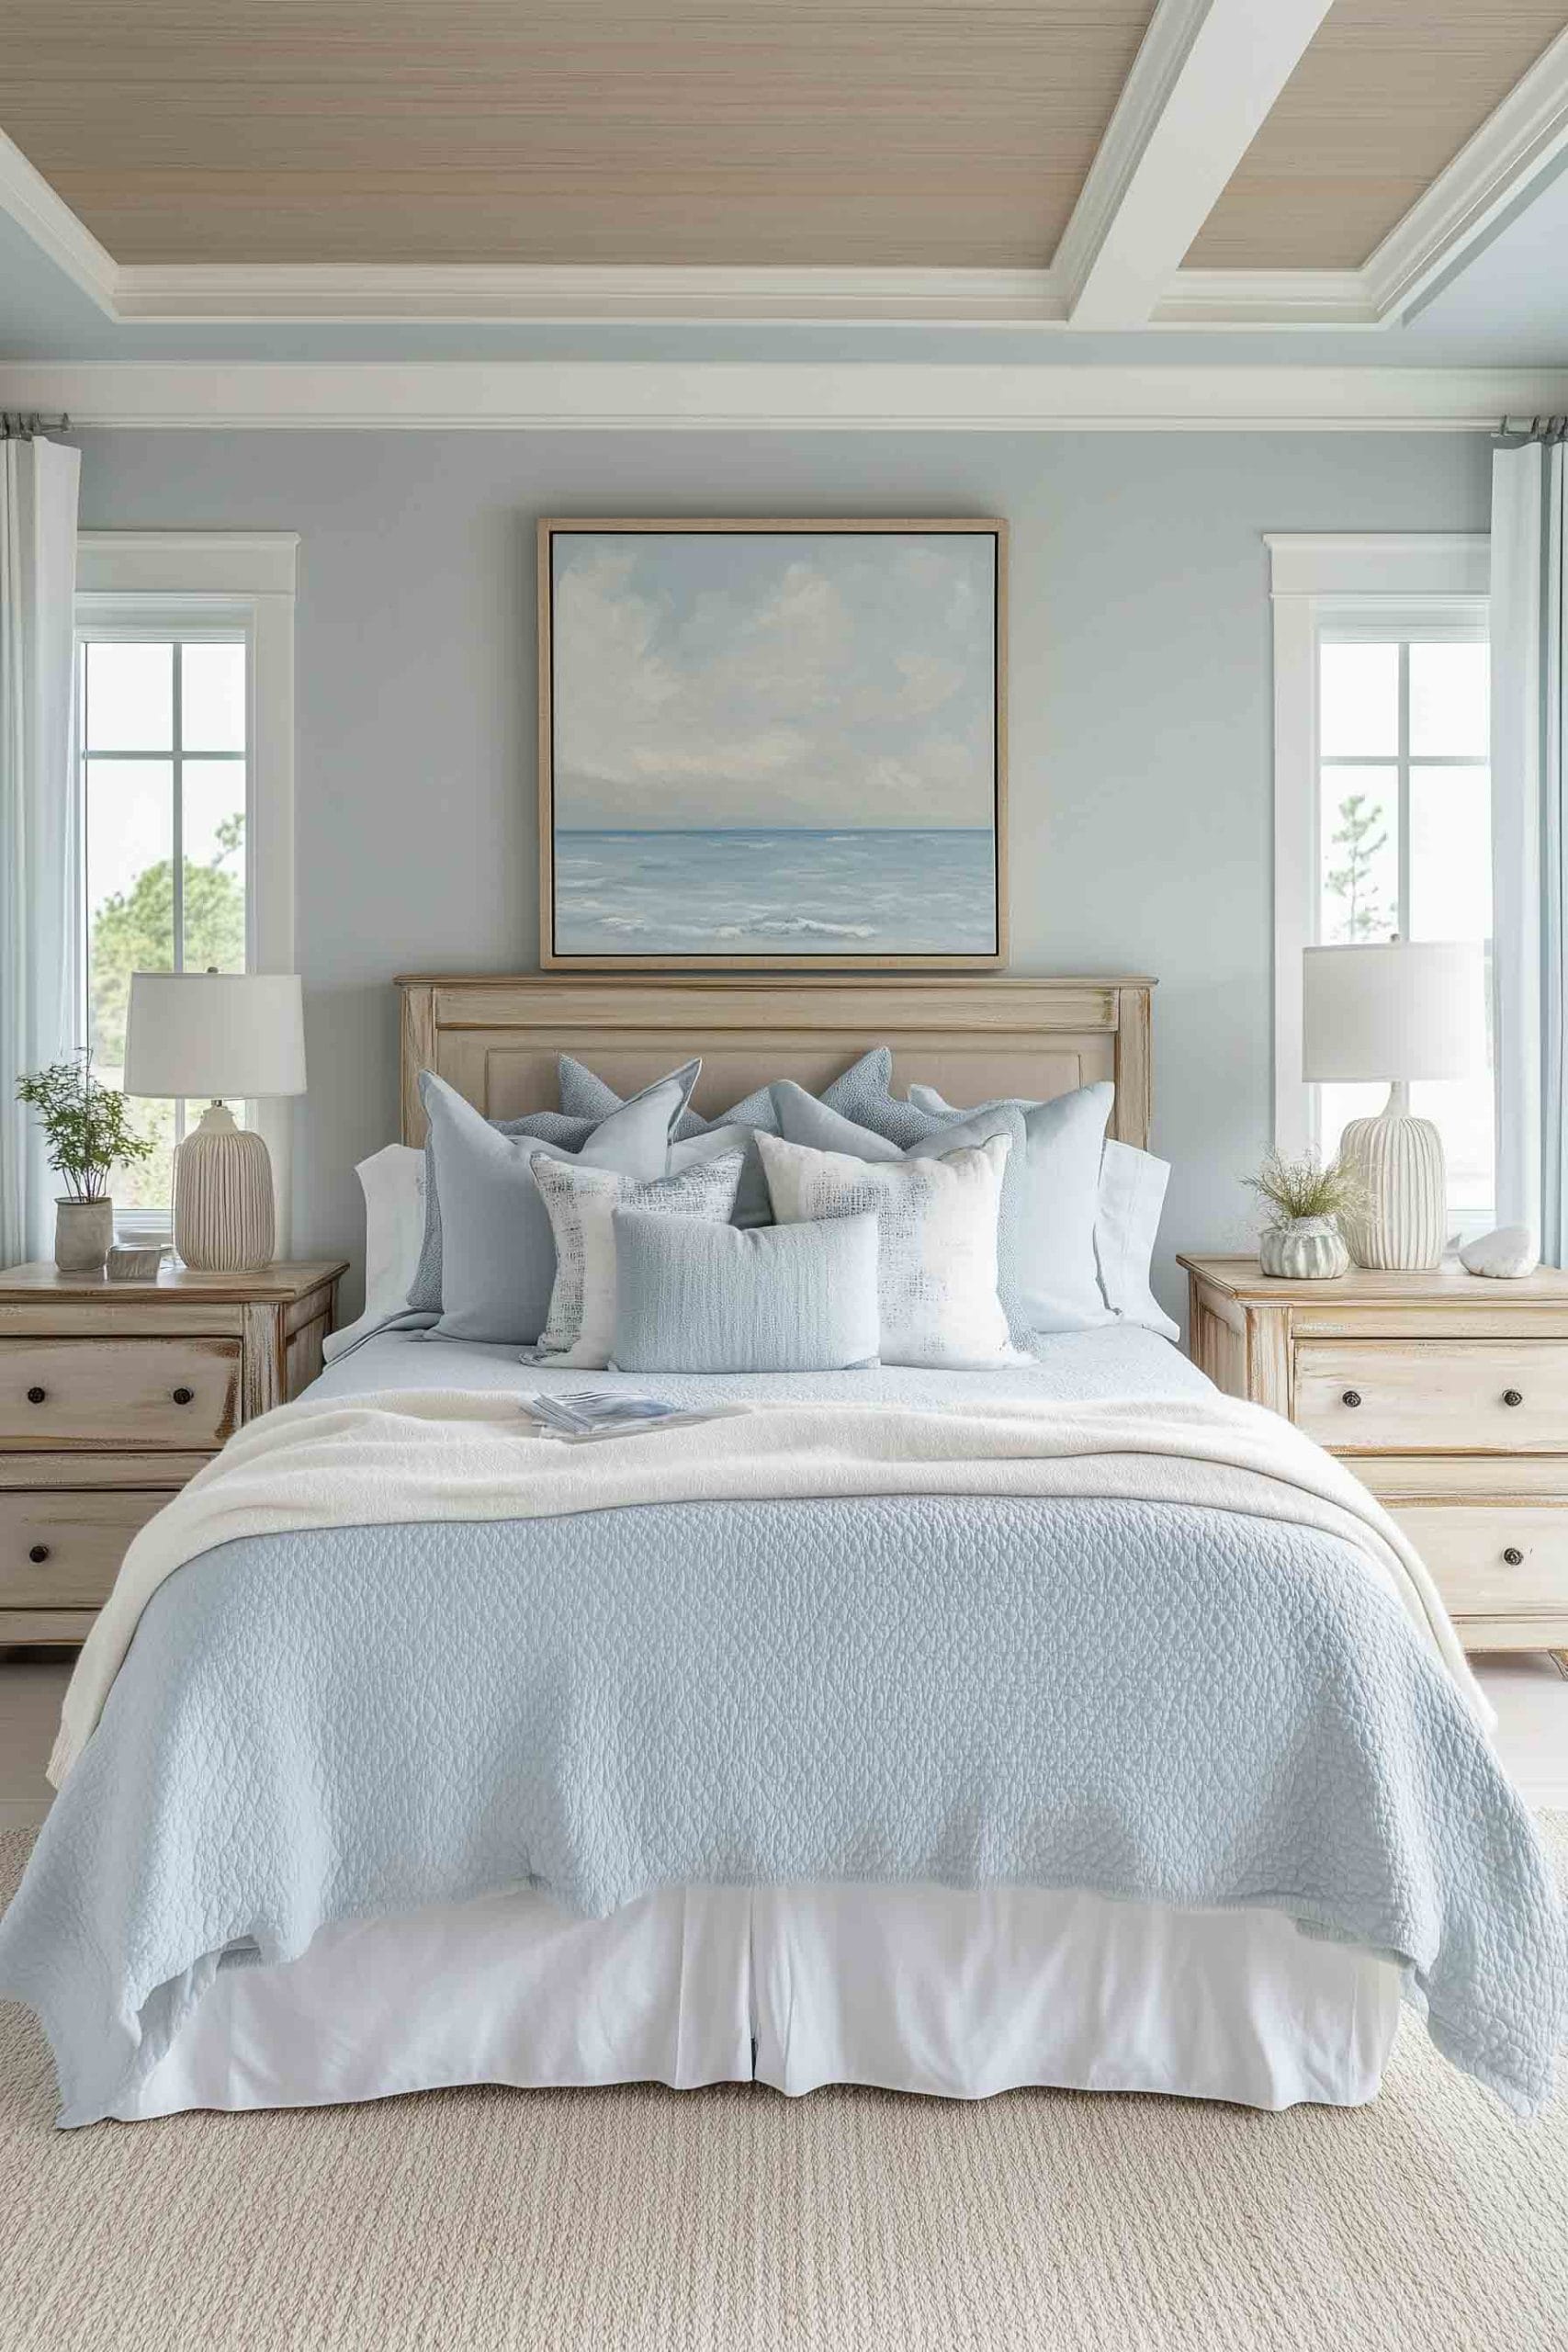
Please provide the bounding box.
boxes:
[1,1820,1564,2352]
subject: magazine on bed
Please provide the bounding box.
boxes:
[519,1389,741,1442]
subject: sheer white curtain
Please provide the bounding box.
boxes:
[0,434,82,1265]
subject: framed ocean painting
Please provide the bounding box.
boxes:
[537,518,1007,969]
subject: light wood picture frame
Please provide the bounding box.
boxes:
[538,517,1008,971]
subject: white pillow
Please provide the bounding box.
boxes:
[907,1083,1178,1342]
[529,1150,745,1369]
[756,1129,1021,1370]
[321,1144,426,1363]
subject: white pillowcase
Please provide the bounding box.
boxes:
[321,1143,427,1363]
[530,1150,745,1368]
[757,1129,1021,1370]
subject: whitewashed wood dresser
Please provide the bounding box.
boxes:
[1179,1256,1568,1671]
[0,1260,345,1645]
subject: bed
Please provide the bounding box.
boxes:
[1,975,1562,2127]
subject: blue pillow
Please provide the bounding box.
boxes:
[611,1207,881,1374]
[770,1078,1113,1338]
[412,1064,697,1329]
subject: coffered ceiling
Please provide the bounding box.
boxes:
[0,0,1565,343]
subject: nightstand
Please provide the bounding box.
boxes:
[0,1259,346,1646]
[1179,1255,1568,1669]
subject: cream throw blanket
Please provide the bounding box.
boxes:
[51,1387,1488,1785]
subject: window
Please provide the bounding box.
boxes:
[73,535,298,1247]
[79,635,250,1224]
[1270,536,1494,1238]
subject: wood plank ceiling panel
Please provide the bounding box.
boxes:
[0,0,1156,268]
[1189,0,1568,270]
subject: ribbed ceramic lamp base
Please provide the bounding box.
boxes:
[174,1107,276,1272]
[1339,1107,1447,1272]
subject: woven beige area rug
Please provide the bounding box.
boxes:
[2,1818,1564,2352]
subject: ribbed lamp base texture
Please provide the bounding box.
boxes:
[1339,1109,1447,1271]
[174,1107,276,1272]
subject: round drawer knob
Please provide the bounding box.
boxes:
[28,1544,49,1565]
[1504,1545,1525,1566]
[1341,1390,1362,1408]
[1503,1389,1523,1408]
[26,1385,46,1405]
[172,1385,195,1406]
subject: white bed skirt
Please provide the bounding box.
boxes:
[116,1883,1404,2120]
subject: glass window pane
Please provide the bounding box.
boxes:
[1409,763,1490,942]
[85,760,173,1076]
[1416,1071,1495,1232]
[1319,1081,1385,1167]
[1320,765,1399,943]
[84,641,172,752]
[1320,642,1398,756]
[182,763,248,974]
[181,642,246,752]
[1409,640,1488,758]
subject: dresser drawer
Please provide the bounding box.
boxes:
[0,1338,241,1449]
[1293,1340,1568,1453]
[0,1487,173,1608]
[1392,1503,1568,1619]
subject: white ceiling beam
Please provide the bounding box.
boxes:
[1055,0,1335,330]
[0,129,118,317]
[1,360,1564,433]
[1364,22,1568,323]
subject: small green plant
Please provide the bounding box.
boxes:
[1245,1148,1365,1229]
[15,1050,154,1202]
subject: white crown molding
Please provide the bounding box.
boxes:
[4,359,1565,431]
[111,263,1074,326]
[1366,22,1568,321]
[1055,0,1335,328]
[0,130,118,317]
[1153,270,1377,327]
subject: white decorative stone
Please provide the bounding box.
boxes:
[1459,1226,1540,1279]
[174,1103,276,1272]
[1337,1087,1447,1272]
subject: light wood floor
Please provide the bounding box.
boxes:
[3,1646,1566,1831]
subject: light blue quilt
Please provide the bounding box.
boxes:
[1,1331,1562,2125]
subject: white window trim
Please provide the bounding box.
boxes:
[1268,532,1490,1160]
[74,532,299,1250]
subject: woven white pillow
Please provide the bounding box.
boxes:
[756,1129,1021,1369]
[529,1150,745,1368]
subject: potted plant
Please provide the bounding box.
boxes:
[1244,1148,1364,1281]
[15,1052,155,1272]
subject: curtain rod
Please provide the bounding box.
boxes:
[0,412,71,439]
[1495,414,1568,444]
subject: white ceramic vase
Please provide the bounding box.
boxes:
[1259,1216,1350,1281]
[54,1196,114,1272]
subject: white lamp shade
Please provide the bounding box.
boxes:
[1302,942,1483,1084]
[123,972,307,1099]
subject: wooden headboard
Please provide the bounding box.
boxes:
[397,975,1154,1149]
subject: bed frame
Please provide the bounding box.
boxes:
[396,974,1154,1148]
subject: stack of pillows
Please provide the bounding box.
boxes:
[323,1046,1178,1372]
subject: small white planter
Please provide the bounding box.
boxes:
[1259,1216,1349,1282]
[53,1197,114,1272]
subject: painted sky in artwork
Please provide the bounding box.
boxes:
[549,530,997,832]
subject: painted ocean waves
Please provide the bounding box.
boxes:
[554,828,998,956]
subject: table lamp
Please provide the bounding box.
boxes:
[124,972,307,1272]
[1302,941,1483,1271]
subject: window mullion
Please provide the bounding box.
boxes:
[1397,640,1411,936]
[172,640,186,1152]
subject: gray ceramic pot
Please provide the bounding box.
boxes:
[54,1197,114,1272]
[1259,1216,1349,1281]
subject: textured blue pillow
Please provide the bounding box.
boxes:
[771,1077,1113,1338]
[556,1046,902,1231]
[412,1065,697,1329]
[611,1207,881,1374]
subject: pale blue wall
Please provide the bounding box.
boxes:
[73,428,1492,1320]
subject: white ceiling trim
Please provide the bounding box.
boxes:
[109,264,1074,327]
[0,129,118,318]
[1363,21,1568,322]
[1055,0,1336,329]
[4,360,1565,431]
